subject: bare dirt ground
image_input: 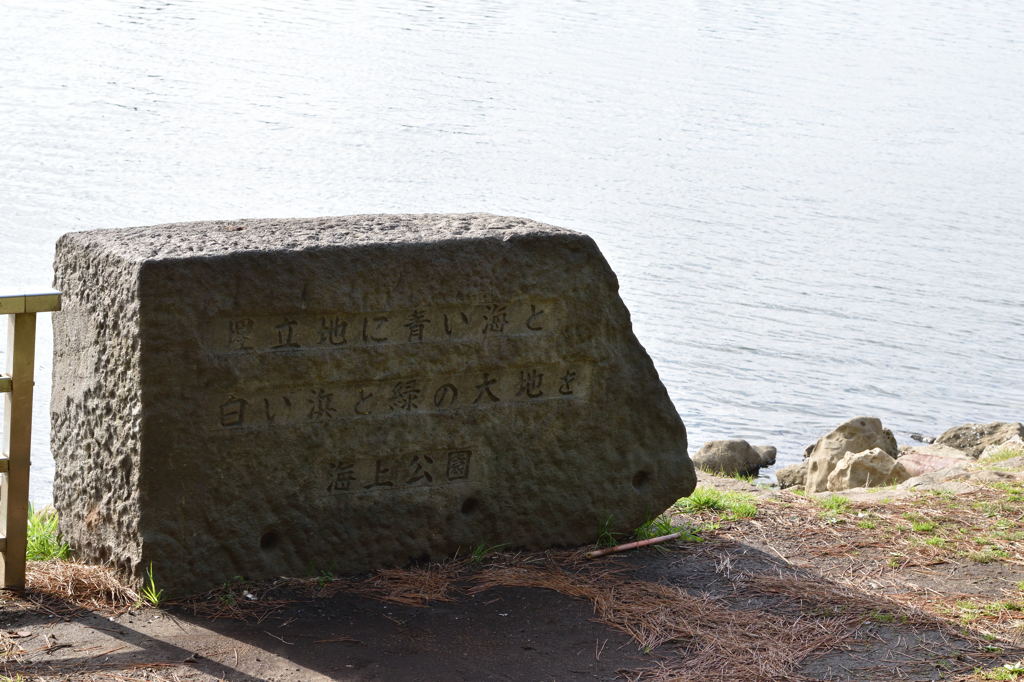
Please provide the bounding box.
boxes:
[2,471,1023,681]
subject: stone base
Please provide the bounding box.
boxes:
[52,214,694,595]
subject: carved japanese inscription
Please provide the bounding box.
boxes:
[212,301,557,353]
[324,447,478,494]
[52,214,694,597]
[213,363,589,430]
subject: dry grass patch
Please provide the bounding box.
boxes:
[10,479,1022,680]
[346,560,467,606]
[696,485,1024,655]
[179,577,300,622]
[23,560,137,614]
[934,597,1024,640]
[718,486,1024,579]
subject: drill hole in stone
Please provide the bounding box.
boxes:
[632,470,650,490]
[461,498,479,515]
[260,531,280,551]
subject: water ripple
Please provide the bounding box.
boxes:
[2,0,1022,500]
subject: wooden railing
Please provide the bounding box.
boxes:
[0,291,61,589]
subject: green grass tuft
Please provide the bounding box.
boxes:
[140,562,164,607]
[633,515,703,543]
[967,548,1011,564]
[867,610,896,623]
[675,487,757,520]
[818,495,852,514]
[27,504,70,561]
[983,448,1024,465]
[633,514,676,540]
[468,542,507,563]
[978,662,1024,681]
[316,570,335,587]
[596,516,621,548]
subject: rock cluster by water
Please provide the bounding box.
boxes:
[693,419,1024,495]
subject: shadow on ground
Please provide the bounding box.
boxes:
[4,533,1020,681]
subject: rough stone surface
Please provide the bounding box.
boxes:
[934,422,1024,458]
[898,467,972,491]
[804,417,898,493]
[825,448,910,491]
[896,444,972,478]
[774,462,807,489]
[969,469,1024,485]
[900,450,1024,491]
[979,435,1024,461]
[752,445,777,467]
[692,440,762,476]
[987,454,1024,470]
[52,214,695,596]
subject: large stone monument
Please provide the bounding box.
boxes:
[52,214,694,595]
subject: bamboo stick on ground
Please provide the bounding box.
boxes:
[584,532,681,559]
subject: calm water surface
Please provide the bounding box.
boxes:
[2,0,1022,504]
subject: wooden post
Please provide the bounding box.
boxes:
[0,291,60,590]
[1,312,36,589]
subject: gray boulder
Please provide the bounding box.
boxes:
[826,448,910,491]
[805,417,898,493]
[774,462,807,489]
[935,422,1024,458]
[693,439,764,477]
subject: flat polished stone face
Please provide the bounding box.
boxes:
[52,214,694,596]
